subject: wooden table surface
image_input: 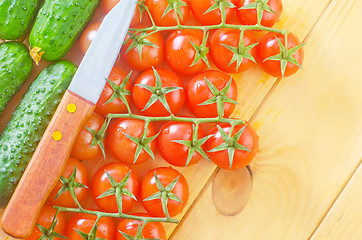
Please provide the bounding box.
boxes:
[1,0,362,239]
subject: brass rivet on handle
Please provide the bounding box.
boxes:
[52,131,63,141]
[67,103,77,113]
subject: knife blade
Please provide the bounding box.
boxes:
[1,0,137,238]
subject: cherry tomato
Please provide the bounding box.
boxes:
[189,0,237,25]
[25,204,66,240]
[95,67,132,117]
[65,212,116,240]
[116,213,166,240]
[107,118,157,165]
[102,1,143,26]
[256,32,304,77]
[186,70,238,118]
[80,21,101,55]
[132,68,185,117]
[158,122,206,167]
[210,29,256,73]
[91,162,140,213]
[71,113,105,161]
[47,158,89,207]
[145,0,190,26]
[141,167,189,217]
[122,26,164,71]
[165,29,210,75]
[205,122,258,170]
[236,0,283,27]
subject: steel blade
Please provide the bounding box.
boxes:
[68,0,137,103]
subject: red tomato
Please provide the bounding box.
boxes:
[47,158,89,207]
[116,213,166,240]
[210,29,256,73]
[189,0,237,25]
[132,68,185,117]
[102,0,143,26]
[91,162,140,213]
[25,204,66,240]
[141,167,189,217]
[145,0,190,26]
[256,32,304,77]
[236,0,283,27]
[107,118,157,165]
[165,29,210,75]
[205,122,258,170]
[95,67,132,117]
[65,212,116,240]
[158,122,206,167]
[186,70,238,118]
[122,26,164,71]
[71,113,105,161]
[80,21,101,55]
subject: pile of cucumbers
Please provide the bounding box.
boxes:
[0,0,99,205]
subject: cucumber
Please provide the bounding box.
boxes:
[0,41,33,116]
[0,0,43,40]
[29,0,99,62]
[0,60,77,206]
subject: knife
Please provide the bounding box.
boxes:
[1,0,137,238]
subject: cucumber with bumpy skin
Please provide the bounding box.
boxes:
[29,0,99,62]
[0,0,42,40]
[0,41,33,116]
[0,60,77,206]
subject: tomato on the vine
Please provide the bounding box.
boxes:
[205,122,258,170]
[210,29,257,73]
[65,212,116,240]
[95,67,132,117]
[102,0,143,26]
[236,0,283,27]
[116,213,166,240]
[91,162,140,213]
[71,113,105,161]
[165,29,210,75]
[186,70,238,118]
[25,204,66,240]
[145,0,190,26]
[107,118,157,165]
[132,68,185,117]
[158,122,206,167]
[189,0,237,25]
[141,167,189,217]
[47,158,89,207]
[256,32,304,77]
[80,21,101,55]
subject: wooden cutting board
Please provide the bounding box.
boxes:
[1,0,362,239]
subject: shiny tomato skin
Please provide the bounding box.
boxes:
[95,67,132,117]
[91,162,140,213]
[132,68,185,117]
[237,0,283,27]
[256,32,304,77]
[145,0,190,26]
[210,29,256,73]
[80,21,101,55]
[141,167,189,217]
[102,0,142,26]
[25,204,66,240]
[116,213,166,240]
[189,0,237,25]
[107,118,157,165]
[123,28,164,71]
[165,29,210,75]
[158,122,206,167]
[47,158,89,207]
[205,122,258,170]
[186,70,238,118]
[65,213,116,240]
[70,113,105,161]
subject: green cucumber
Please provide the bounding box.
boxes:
[0,0,43,40]
[29,0,99,62]
[0,60,77,206]
[0,41,33,116]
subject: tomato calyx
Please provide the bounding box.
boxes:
[239,0,278,25]
[36,212,65,240]
[85,119,109,159]
[143,172,182,219]
[103,72,132,112]
[74,222,105,240]
[190,31,211,69]
[118,223,149,240]
[162,0,188,23]
[205,0,236,23]
[126,31,160,60]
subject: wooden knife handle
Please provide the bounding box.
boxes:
[1,90,95,238]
